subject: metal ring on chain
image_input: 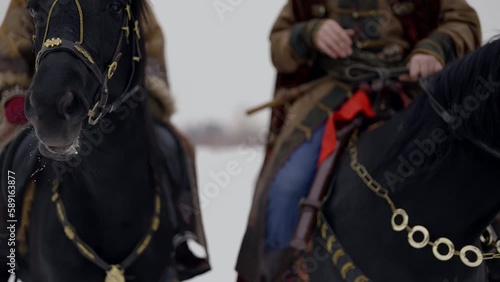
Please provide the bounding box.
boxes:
[479,226,495,246]
[391,209,409,232]
[408,225,430,249]
[348,131,499,268]
[460,245,484,267]
[432,238,455,261]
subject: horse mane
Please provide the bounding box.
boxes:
[133,0,152,24]
[376,39,500,180]
[129,0,166,170]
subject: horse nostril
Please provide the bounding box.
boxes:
[59,92,82,120]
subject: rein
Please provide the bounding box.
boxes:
[344,65,408,83]
[34,0,143,126]
[420,78,500,160]
[348,129,500,268]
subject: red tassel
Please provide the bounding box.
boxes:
[317,90,375,165]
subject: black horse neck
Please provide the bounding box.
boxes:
[366,95,500,245]
[325,41,500,281]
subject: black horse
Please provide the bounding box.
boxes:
[311,40,500,282]
[0,0,199,281]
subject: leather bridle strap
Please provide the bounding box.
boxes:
[35,38,109,109]
[34,0,142,126]
[420,79,500,160]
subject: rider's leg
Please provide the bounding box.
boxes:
[264,123,326,250]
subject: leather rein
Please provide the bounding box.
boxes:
[34,0,142,126]
[420,78,500,160]
[347,65,500,160]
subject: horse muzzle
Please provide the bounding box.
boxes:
[39,140,80,162]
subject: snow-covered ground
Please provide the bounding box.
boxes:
[190,146,264,281]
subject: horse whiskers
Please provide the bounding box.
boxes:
[38,138,80,161]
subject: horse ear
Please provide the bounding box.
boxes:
[487,34,500,44]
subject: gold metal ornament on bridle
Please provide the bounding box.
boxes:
[43,0,84,44]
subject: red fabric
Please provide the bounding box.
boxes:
[5,96,28,125]
[318,90,376,165]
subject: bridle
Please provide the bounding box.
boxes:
[420,78,500,160]
[31,2,161,281]
[34,0,142,126]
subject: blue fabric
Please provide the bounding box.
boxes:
[264,123,326,250]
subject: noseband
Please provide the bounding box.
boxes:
[35,0,142,126]
[420,78,500,160]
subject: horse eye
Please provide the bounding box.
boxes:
[109,2,124,13]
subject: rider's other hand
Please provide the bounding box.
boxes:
[400,54,443,81]
[314,20,354,59]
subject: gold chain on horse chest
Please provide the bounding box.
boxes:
[51,179,162,281]
[348,130,500,267]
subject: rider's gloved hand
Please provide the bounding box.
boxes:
[0,87,27,151]
[2,86,28,126]
[5,96,27,125]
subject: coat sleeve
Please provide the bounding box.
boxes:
[0,0,33,140]
[142,10,175,120]
[143,11,169,86]
[0,0,33,100]
[409,0,481,65]
[270,1,309,73]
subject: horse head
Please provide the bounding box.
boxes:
[25,0,146,161]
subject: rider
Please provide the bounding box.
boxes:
[0,0,209,280]
[237,0,481,281]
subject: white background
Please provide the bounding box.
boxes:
[1,1,499,281]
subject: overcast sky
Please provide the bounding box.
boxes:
[151,0,500,129]
[1,0,498,129]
